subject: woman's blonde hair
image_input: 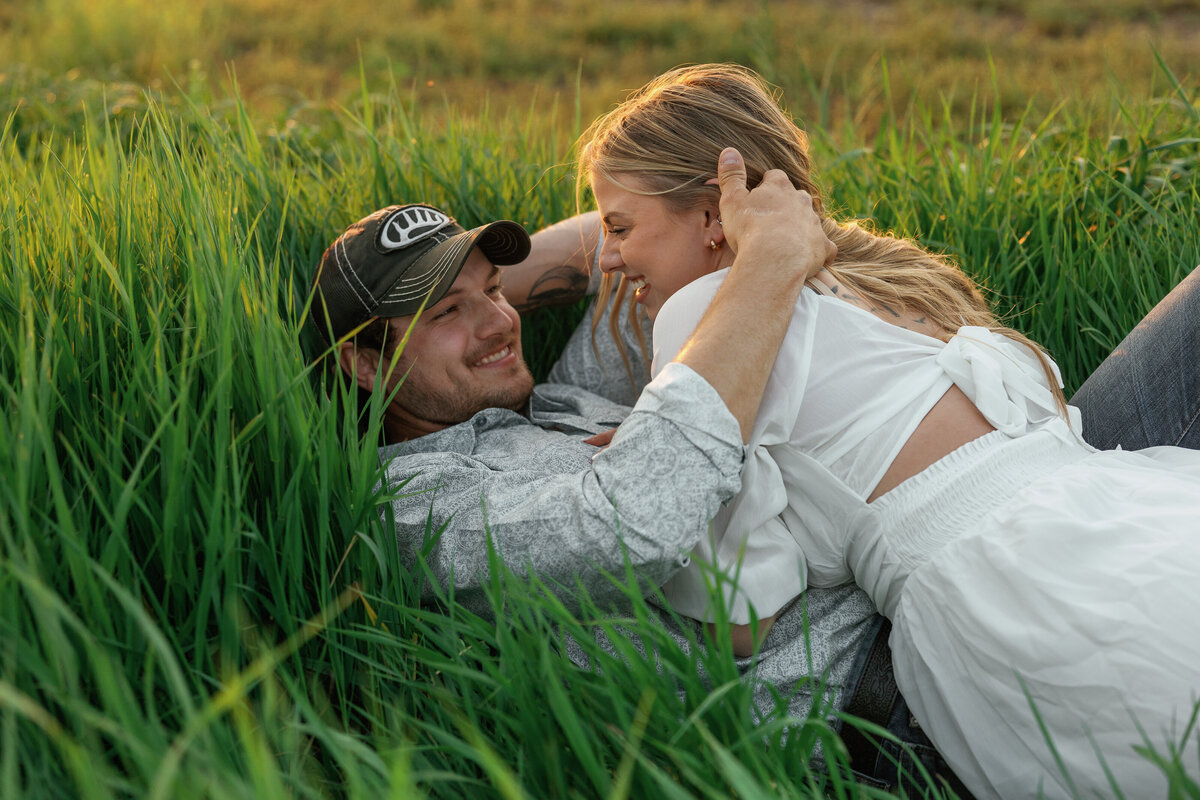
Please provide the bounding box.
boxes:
[577,63,1066,412]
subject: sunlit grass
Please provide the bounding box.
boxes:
[3,0,1200,138]
[0,46,1198,799]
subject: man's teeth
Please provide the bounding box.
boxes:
[476,346,510,366]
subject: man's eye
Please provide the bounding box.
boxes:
[606,226,626,236]
[487,283,504,296]
[433,305,457,319]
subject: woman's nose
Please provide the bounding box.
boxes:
[597,235,622,274]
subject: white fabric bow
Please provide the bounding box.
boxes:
[937,326,1084,442]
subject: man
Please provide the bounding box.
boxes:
[310,150,1200,792]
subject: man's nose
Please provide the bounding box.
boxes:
[477,297,515,337]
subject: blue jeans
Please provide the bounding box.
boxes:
[853,265,1200,795]
[1070,265,1200,450]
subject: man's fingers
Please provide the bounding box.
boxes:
[758,168,792,187]
[824,239,838,268]
[583,427,617,448]
[715,147,748,198]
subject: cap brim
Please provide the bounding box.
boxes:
[374,220,531,317]
[472,220,531,266]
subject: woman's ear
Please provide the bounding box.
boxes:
[337,341,384,393]
[703,206,726,247]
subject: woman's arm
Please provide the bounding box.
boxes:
[502,211,601,313]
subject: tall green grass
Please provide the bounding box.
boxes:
[1,62,1198,798]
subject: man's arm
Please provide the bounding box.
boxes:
[502,211,600,313]
[383,367,744,617]
[671,149,836,440]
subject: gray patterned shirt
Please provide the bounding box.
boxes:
[379,300,879,723]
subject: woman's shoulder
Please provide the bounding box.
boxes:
[650,270,732,375]
[657,269,730,322]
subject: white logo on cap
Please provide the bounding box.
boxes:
[377,206,453,250]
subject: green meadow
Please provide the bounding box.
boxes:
[3,1,1200,797]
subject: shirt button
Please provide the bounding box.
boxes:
[474,414,488,427]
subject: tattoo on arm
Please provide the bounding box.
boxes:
[512,265,590,313]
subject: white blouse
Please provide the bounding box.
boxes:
[650,269,1077,623]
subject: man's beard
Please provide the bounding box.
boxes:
[393,361,535,427]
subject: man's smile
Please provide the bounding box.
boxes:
[473,344,516,367]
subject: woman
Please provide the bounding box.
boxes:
[578,64,1200,799]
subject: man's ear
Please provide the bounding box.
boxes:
[337,341,383,393]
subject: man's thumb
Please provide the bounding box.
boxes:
[716,147,747,194]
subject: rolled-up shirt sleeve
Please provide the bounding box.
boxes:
[382,363,744,616]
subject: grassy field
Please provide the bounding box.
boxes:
[5,0,1200,137]
[3,2,1200,798]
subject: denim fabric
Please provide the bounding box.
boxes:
[870,696,976,799]
[840,618,977,797]
[1071,265,1200,451]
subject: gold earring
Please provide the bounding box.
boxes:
[709,239,721,251]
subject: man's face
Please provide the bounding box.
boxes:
[378,249,534,433]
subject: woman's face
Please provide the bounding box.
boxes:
[592,174,726,319]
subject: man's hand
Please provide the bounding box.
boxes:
[712,148,836,284]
